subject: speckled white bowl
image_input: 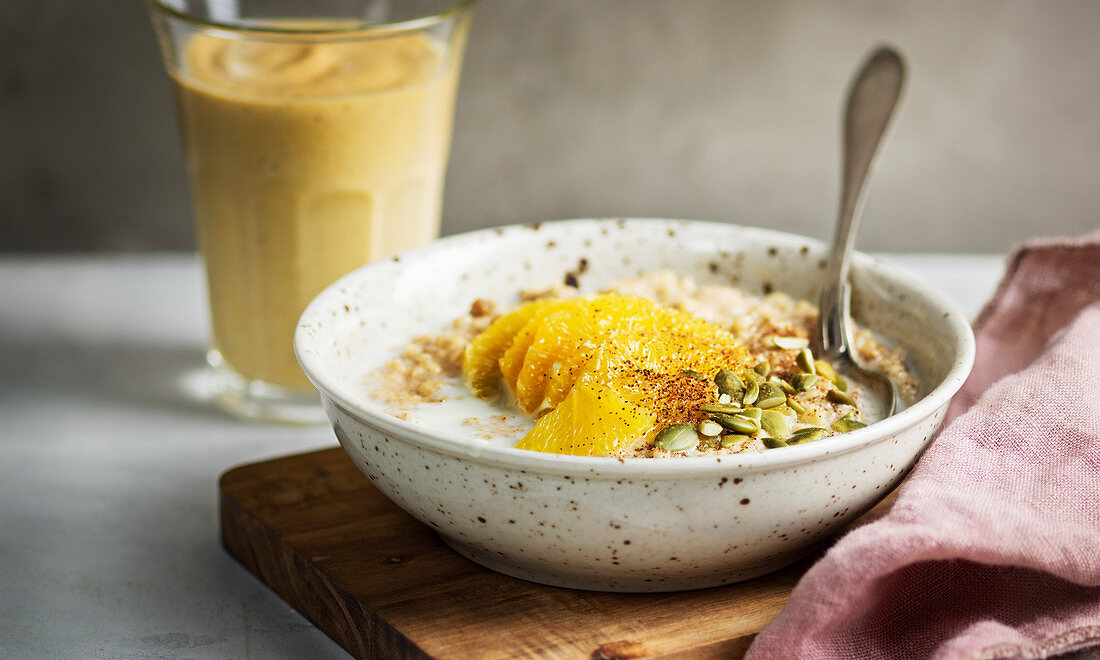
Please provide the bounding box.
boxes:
[295,219,974,592]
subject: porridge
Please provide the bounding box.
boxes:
[372,271,917,457]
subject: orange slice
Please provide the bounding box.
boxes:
[497,301,567,389]
[513,295,654,414]
[515,376,656,456]
[462,299,549,398]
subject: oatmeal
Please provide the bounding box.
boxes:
[372,299,496,408]
[373,271,918,458]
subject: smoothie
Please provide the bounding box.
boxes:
[171,23,467,389]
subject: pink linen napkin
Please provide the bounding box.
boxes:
[746,230,1100,660]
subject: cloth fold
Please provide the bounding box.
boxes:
[746,230,1100,660]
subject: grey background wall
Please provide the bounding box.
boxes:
[2,0,1098,252]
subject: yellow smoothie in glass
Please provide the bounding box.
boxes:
[171,24,466,389]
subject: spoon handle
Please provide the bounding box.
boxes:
[820,46,906,355]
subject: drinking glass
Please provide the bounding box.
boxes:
[148,0,474,423]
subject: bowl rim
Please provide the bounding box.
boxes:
[296,218,976,477]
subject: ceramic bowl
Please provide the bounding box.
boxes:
[295,219,974,592]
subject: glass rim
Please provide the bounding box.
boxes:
[146,0,475,39]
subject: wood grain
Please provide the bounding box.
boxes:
[220,448,895,659]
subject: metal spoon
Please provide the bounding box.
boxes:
[817,46,906,418]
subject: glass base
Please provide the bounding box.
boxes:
[207,350,327,425]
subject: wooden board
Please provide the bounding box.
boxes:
[220,447,894,659]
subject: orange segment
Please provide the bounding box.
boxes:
[513,309,591,414]
[515,377,656,456]
[514,295,653,414]
[462,299,550,398]
[543,342,599,408]
[498,316,539,389]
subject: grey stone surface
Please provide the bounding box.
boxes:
[1,0,1098,252]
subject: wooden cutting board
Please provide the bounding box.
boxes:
[219,447,894,659]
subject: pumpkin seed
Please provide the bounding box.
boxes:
[772,336,809,350]
[740,406,763,422]
[786,396,807,414]
[654,423,699,452]
[711,412,760,435]
[742,379,760,405]
[832,418,867,433]
[834,373,848,391]
[754,361,771,378]
[770,376,795,394]
[720,433,753,449]
[729,414,761,435]
[827,389,856,406]
[755,382,787,409]
[741,369,764,385]
[699,402,742,415]
[681,369,707,381]
[760,409,791,440]
[697,419,724,437]
[792,373,819,391]
[788,427,827,444]
[796,347,816,374]
[714,369,744,397]
[814,359,837,381]
[762,437,789,449]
